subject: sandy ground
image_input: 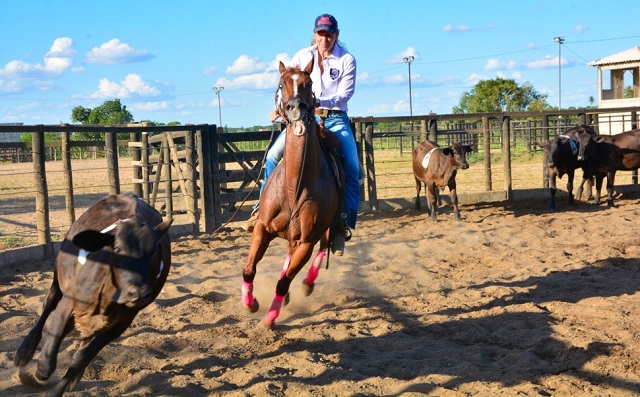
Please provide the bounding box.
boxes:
[2,192,640,397]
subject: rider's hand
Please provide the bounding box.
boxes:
[270,109,281,122]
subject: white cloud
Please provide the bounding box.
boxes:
[0,37,76,93]
[226,55,270,75]
[464,73,484,86]
[525,55,567,69]
[85,39,154,64]
[0,37,75,78]
[485,59,503,71]
[90,73,162,98]
[130,101,170,112]
[215,72,279,90]
[442,24,471,32]
[203,66,218,77]
[574,24,589,33]
[388,47,418,64]
[485,58,520,71]
[385,74,406,84]
[213,53,292,90]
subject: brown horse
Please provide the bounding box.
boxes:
[241,60,341,327]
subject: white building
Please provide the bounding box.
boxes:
[589,46,640,134]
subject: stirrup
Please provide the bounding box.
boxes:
[344,226,352,242]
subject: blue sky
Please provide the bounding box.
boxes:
[1,1,639,128]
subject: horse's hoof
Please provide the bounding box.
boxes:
[301,281,314,296]
[244,298,259,313]
[284,292,290,306]
[262,318,275,329]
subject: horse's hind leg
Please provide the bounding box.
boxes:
[302,250,327,296]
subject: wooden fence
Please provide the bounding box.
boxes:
[1,106,640,264]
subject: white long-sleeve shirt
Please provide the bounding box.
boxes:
[289,43,356,112]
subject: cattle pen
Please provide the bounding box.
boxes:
[1,106,639,266]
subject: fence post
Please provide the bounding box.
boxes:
[105,131,120,195]
[420,118,427,141]
[579,113,586,125]
[32,125,53,257]
[482,116,492,191]
[632,111,638,184]
[131,124,143,197]
[364,123,378,211]
[354,120,365,201]
[197,125,218,232]
[61,126,75,228]
[163,133,173,222]
[429,117,437,143]
[185,129,199,232]
[502,116,512,199]
[141,130,150,200]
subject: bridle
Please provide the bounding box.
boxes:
[273,70,317,129]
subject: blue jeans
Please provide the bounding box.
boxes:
[256,113,360,229]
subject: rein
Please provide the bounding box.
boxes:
[276,70,319,224]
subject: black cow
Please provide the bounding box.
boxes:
[576,128,640,206]
[14,193,172,397]
[535,125,598,211]
[412,139,475,221]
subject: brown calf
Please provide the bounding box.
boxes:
[412,139,474,221]
[14,193,172,397]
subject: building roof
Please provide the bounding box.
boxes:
[588,46,640,67]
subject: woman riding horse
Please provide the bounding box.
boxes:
[241,60,342,327]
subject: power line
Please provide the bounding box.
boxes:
[567,34,640,44]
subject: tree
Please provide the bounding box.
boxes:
[71,99,134,140]
[453,78,549,114]
[625,85,634,99]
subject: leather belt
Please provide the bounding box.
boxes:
[315,108,346,117]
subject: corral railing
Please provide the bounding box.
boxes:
[1,107,639,264]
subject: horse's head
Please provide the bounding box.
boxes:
[277,60,315,126]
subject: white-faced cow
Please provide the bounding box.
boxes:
[534,125,598,211]
[576,128,640,206]
[14,193,172,397]
[412,139,475,221]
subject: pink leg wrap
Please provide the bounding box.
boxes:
[279,255,292,280]
[265,293,286,324]
[241,281,254,307]
[304,251,326,285]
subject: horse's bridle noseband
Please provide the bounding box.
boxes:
[274,72,317,127]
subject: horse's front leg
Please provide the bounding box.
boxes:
[302,229,330,296]
[264,242,315,328]
[242,228,275,313]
